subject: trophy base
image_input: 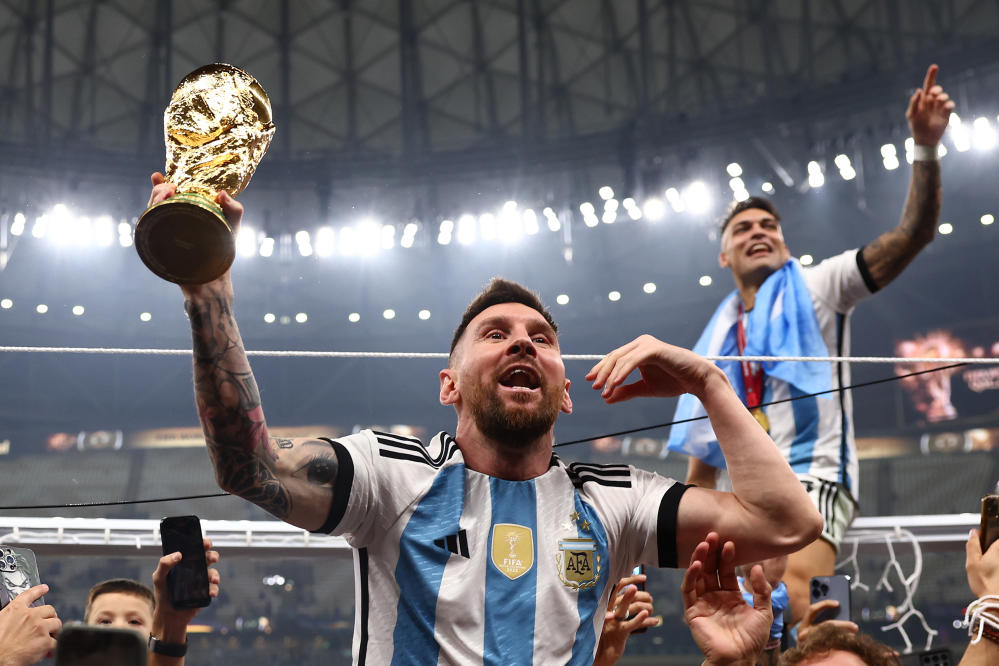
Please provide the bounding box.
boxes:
[135,193,235,285]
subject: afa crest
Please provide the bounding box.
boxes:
[556,538,601,590]
[490,524,534,580]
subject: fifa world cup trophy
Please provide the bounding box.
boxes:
[135,64,275,284]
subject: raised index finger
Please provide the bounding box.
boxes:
[922,64,938,93]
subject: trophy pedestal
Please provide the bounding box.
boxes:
[135,192,235,285]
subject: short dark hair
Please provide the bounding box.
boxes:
[719,196,781,236]
[450,278,558,357]
[781,624,900,666]
[84,578,155,622]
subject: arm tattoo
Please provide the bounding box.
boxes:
[294,454,339,486]
[186,289,292,520]
[862,160,941,289]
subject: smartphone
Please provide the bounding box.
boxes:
[160,515,211,609]
[980,495,999,554]
[55,625,146,666]
[0,546,43,609]
[810,574,851,623]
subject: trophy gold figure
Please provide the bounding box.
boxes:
[135,64,275,284]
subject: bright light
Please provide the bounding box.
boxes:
[118,221,133,247]
[982,214,994,226]
[839,166,856,181]
[665,188,685,212]
[72,305,84,316]
[834,154,851,169]
[556,294,569,305]
[139,312,152,322]
[383,309,396,320]
[762,182,775,194]
[438,219,454,245]
[295,230,311,245]
[380,224,396,250]
[608,290,621,302]
[479,213,496,241]
[579,202,595,216]
[348,312,361,323]
[643,198,666,220]
[938,222,953,235]
[544,208,561,232]
[683,181,711,214]
[457,214,477,245]
[418,309,431,320]
[601,210,617,224]
[622,198,642,220]
[726,162,743,177]
[807,161,824,188]
[32,214,48,239]
[497,207,523,243]
[70,216,93,247]
[353,219,381,255]
[298,242,313,257]
[94,216,114,247]
[339,225,356,256]
[0,299,11,309]
[698,275,712,287]
[10,213,25,236]
[882,143,900,171]
[264,313,276,323]
[598,186,614,200]
[603,199,619,212]
[236,226,257,257]
[583,213,599,228]
[258,237,274,257]
[949,115,971,152]
[800,254,814,266]
[401,222,418,248]
[733,189,750,202]
[973,117,997,151]
[36,304,48,314]
[643,282,657,294]
[729,177,745,192]
[522,209,539,235]
[295,312,308,323]
[315,226,335,257]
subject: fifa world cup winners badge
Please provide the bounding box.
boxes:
[135,64,275,284]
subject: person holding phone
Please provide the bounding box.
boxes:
[668,64,954,626]
[0,584,61,666]
[593,572,658,666]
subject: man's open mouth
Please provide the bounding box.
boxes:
[498,366,541,391]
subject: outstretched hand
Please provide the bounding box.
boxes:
[682,533,772,666]
[587,335,722,404]
[151,537,221,631]
[906,64,954,146]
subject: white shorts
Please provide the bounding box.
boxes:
[799,475,857,552]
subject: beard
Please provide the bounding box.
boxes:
[467,380,562,449]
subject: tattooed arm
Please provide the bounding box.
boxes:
[149,173,338,531]
[861,64,953,289]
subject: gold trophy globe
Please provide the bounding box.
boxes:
[135,64,275,284]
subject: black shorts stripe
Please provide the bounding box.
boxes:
[315,438,354,535]
[657,483,691,568]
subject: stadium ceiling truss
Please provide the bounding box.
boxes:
[3,0,999,183]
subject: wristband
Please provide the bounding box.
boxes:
[912,144,939,162]
[148,634,188,657]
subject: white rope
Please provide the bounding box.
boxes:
[0,345,997,364]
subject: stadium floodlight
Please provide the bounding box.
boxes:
[348,312,361,323]
[0,299,11,309]
[36,304,48,314]
[603,199,619,212]
[761,182,775,194]
[982,214,995,226]
[598,186,614,200]
[381,224,396,250]
[726,162,743,177]
[665,187,685,212]
[807,161,824,188]
[583,213,599,228]
[734,189,750,202]
[881,143,900,170]
[94,216,114,247]
[556,294,569,305]
[72,305,85,316]
[298,242,313,257]
[479,213,497,241]
[834,154,851,169]
[497,205,523,243]
[800,254,814,266]
[353,219,380,255]
[139,312,152,322]
[418,309,431,320]
[295,312,308,323]
[259,237,275,257]
[457,214,477,245]
[11,212,26,236]
[728,177,745,192]
[601,210,617,224]
[264,313,276,323]
[315,226,335,257]
[118,220,134,247]
[236,226,257,257]
[32,214,48,239]
[683,180,712,214]
[643,198,666,221]
[973,117,997,151]
[950,114,971,152]
[295,230,311,246]
[522,209,539,235]
[643,282,657,294]
[382,309,396,320]
[698,275,712,287]
[607,290,621,302]
[438,219,454,245]
[579,202,595,216]
[543,207,561,232]
[339,225,357,256]
[938,222,953,235]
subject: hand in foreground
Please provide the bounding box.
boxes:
[0,584,61,666]
[151,538,221,638]
[906,64,954,146]
[682,533,771,666]
[795,599,859,645]
[593,573,658,666]
[966,529,999,598]
[587,335,722,404]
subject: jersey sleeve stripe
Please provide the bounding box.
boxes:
[656,483,692,568]
[315,438,355,535]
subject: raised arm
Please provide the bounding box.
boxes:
[861,64,953,289]
[149,174,339,531]
[587,336,822,566]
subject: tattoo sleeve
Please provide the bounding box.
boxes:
[861,160,941,289]
[186,288,292,520]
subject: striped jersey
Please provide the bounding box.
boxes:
[319,429,689,665]
[757,248,874,498]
